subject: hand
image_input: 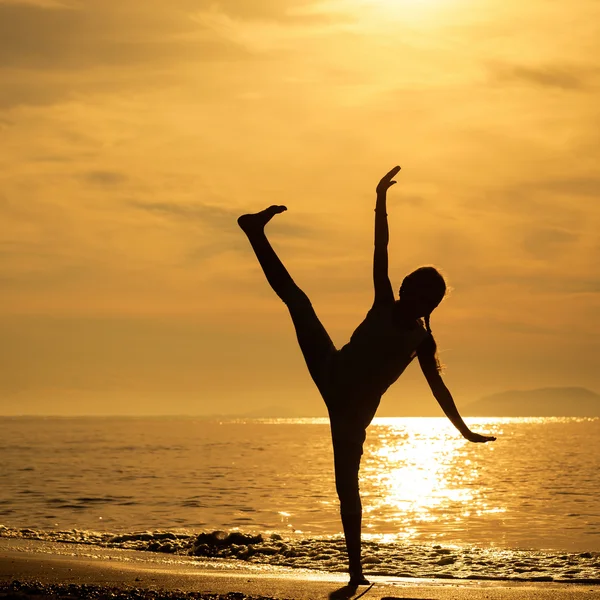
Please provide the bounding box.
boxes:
[376,165,401,195]
[464,431,496,443]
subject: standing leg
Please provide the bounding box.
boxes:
[238,206,335,395]
[333,438,370,585]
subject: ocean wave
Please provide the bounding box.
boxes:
[1,525,599,584]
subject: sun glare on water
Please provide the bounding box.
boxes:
[361,418,504,542]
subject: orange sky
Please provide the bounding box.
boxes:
[1,0,599,416]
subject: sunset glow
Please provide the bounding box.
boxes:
[0,0,599,416]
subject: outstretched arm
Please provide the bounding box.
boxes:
[373,166,400,306]
[417,337,496,443]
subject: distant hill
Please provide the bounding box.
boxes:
[465,387,600,417]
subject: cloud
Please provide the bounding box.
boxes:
[202,0,345,24]
[83,170,129,186]
[491,62,593,90]
[192,2,352,54]
[128,200,240,226]
[0,1,345,110]
[450,264,600,296]
[128,200,321,239]
[0,0,340,73]
[0,0,67,6]
[521,227,579,260]
[0,1,255,109]
[0,2,249,70]
[523,177,600,197]
[0,73,69,108]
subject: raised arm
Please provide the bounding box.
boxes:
[373,166,400,306]
[417,337,496,443]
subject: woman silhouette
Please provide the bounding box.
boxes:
[238,166,495,585]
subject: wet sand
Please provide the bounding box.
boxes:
[1,543,599,600]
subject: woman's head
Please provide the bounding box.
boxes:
[399,266,447,322]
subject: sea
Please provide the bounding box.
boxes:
[1,416,599,583]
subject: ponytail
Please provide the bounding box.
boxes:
[424,313,432,334]
[423,313,443,373]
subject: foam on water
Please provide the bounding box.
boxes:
[1,525,599,584]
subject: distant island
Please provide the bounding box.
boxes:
[464,387,600,417]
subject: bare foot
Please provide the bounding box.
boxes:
[238,205,287,233]
[349,573,370,586]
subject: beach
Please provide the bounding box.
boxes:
[1,538,599,600]
[2,417,600,598]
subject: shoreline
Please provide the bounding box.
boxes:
[1,540,599,599]
[2,526,600,585]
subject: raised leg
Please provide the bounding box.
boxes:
[238,206,335,395]
[238,206,295,301]
[333,439,370,585]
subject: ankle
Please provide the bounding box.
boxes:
[349,566,363,578]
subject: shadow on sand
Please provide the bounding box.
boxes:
[329,587,435,600]
[328,584,360,600]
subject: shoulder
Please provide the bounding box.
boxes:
[367,300,394,319]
